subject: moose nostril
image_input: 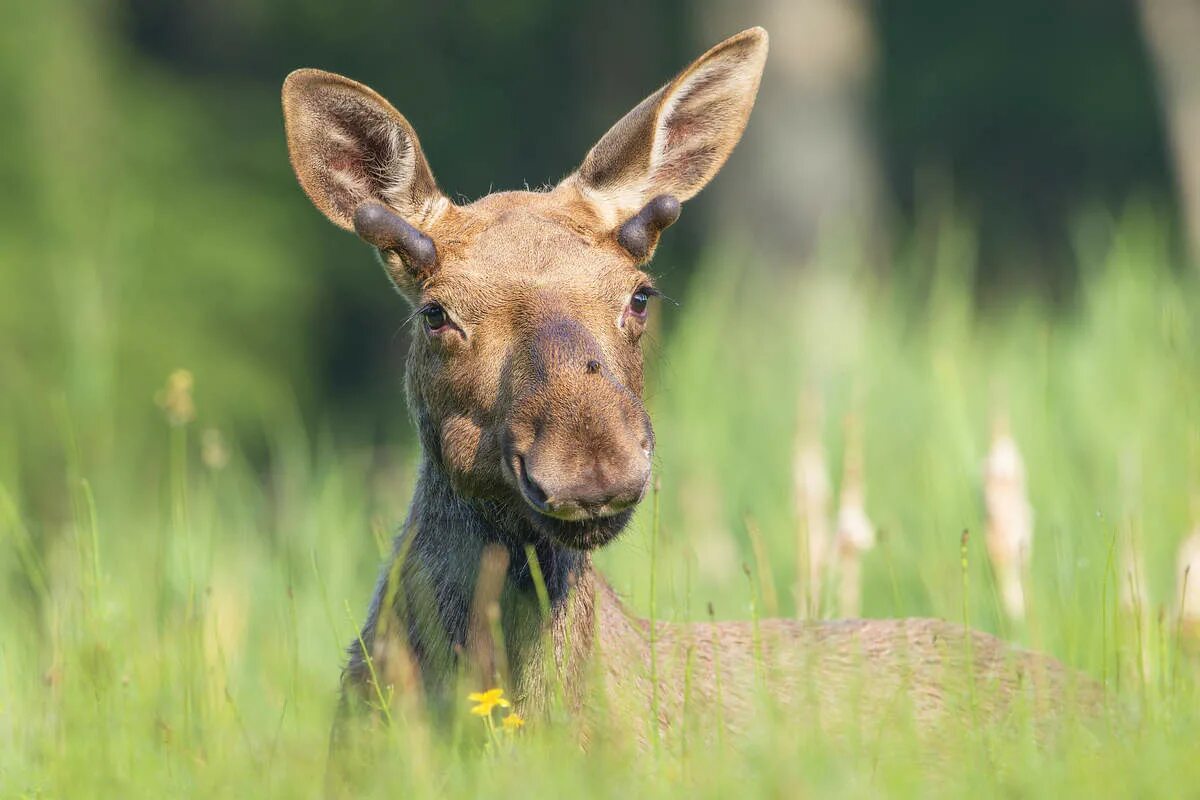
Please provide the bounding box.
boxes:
[517,456,549,507]
[585,359,602,375]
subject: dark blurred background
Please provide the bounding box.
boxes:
[2,0,1196,490]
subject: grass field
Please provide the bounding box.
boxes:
[3,208,1200,798]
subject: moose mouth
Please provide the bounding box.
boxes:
[508,454,640,550]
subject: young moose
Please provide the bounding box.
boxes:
[283,28,1097,758]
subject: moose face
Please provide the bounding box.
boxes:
[399,190,657,549]
[282,28,768,550]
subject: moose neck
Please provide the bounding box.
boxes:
[376,456,595,706]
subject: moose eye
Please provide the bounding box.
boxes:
[629,288,651,316]
[421,303,449,332]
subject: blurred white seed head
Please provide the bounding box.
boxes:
[834,414,874,555]
[793,392,832,616]
[983,414,1032,621]
[794,446,832,544]
[833,413,873,617]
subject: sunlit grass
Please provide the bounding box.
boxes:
[3,210,1200,797]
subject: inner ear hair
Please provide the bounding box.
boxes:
[569,27,768,228]
[282,68,445,231]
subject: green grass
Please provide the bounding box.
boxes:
[3,207,1200,798]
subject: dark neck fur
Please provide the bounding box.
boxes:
[349,458,587,708]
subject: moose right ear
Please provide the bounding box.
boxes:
[282,69,448,276]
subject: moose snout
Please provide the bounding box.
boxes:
[504,314,654,524]
[516,443,651,520]
[507,393,654,522]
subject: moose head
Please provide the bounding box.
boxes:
[282,28,768,551]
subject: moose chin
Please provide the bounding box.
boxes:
[281,24,1103,792]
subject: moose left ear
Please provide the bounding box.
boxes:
[564,27,768,257]
[282,68,449,289]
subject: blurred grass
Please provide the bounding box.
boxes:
[0,1,414,512]
[4,202,1200,796]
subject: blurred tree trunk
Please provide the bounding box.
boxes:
[699,0,887,265]
[1137,0,1200,268]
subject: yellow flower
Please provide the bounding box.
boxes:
[502,712,524,732]
[468,688,510,716]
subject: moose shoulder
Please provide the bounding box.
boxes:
[281,25,1101,769]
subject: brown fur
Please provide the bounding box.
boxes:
[281,28,1101,780]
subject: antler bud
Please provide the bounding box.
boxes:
[353,202,437,272]
[617,195,681,260]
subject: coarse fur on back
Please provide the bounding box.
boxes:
[280,26,1102,790]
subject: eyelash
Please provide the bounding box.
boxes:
[408,301,452,333]
[624,285,659,325]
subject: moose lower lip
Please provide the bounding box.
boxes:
[526,503,635,551]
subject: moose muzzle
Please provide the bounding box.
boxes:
[504,317,653,536]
